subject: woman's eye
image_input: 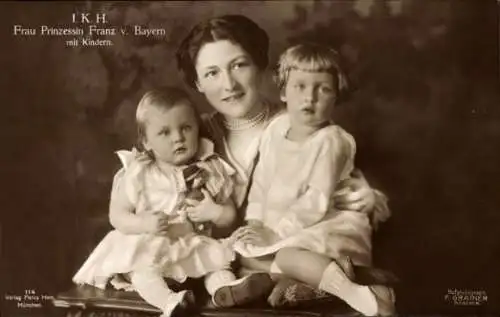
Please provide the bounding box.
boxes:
[181,125,192,132]
[205,69,218,78]
[320,86,334,93]
[232,61,248,70]
[159,129,170,136]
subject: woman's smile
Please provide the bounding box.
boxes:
[222,92,246,102]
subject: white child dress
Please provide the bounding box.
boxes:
[72,138,236,290]
[233,113,374,266]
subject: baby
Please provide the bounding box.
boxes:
[73,87,272,316]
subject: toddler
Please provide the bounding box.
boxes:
[73,87,272,316]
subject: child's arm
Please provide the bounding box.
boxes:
[108,171,169,234]
[185,188,236,229]
[273,134,354,238]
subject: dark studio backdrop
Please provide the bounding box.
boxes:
[2,0,500,315]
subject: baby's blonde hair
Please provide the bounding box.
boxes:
[136,87,199,148]
[275,43,349,98]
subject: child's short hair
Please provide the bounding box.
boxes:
[275,43,349,99]
[136,87,198,144]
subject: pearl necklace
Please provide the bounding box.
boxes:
[222,106,269,131]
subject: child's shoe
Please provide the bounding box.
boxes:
[163,290,196,317]
[213,272,274,307]
[367,285,396,317]
[267,256,355,308]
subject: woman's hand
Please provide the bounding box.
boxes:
[185,188,223,223]
[333,169,375,214]
[232,224,279,247]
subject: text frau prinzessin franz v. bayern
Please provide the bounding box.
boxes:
[13,25,166,37]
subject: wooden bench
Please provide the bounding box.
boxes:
[50,266,398,317]
[50,284,357,317]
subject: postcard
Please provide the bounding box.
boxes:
[2,1,499,316]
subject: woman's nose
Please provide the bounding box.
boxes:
[221,70,237,91]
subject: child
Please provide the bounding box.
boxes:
[72,87,273,317]
[232,44,395,316]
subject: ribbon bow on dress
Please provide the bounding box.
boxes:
[180,160,216,236]
[179,139,236,235]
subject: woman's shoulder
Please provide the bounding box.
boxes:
[200,111,224,141]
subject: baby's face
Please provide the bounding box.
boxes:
[281,69,337,129]
[143,102,199,165]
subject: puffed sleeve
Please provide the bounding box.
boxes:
[112,150,150,207]
[273,127,356,238]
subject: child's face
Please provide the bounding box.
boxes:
[143,102,199,165]
[281,69,337,129]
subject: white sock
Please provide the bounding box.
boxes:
[130,270,186,316]
[270,260,283,274]
[204,269,236,296]
[318,262,378,316]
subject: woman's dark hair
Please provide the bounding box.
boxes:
[176,15,270,88]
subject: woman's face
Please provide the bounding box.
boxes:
[195,40,263,119]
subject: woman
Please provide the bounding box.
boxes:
[176,14,393,314]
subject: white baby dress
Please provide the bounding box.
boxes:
[72,139,236,290]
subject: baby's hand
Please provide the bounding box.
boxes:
[141,211,170,235]
[185,189,223,223]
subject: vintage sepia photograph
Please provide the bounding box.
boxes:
[2,1,500,316]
